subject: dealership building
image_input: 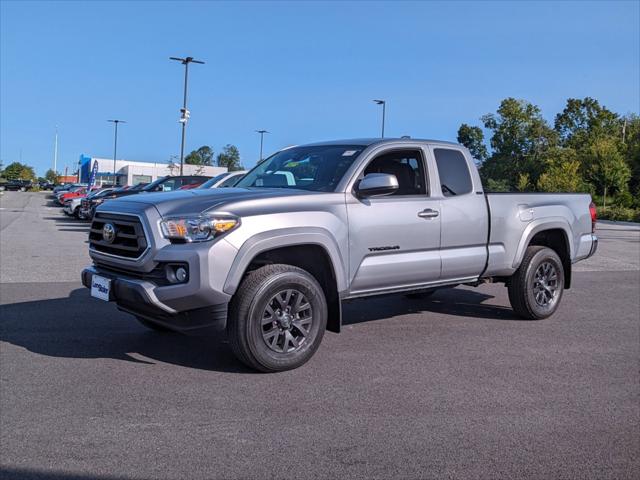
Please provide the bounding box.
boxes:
[78,155,227,186]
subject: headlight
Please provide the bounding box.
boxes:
[160,214,240,243]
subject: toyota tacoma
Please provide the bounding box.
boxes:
[82,138,598,372]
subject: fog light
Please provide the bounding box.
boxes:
[175,267,188,283]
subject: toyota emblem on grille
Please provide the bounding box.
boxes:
[102,223,116,243]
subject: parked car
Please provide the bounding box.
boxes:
[57,186,99,205]
[197,171,247,189]
[38,181,55,190]
[0,179,34,191]
[79,186,131,220]
[94,176,210,203]
[53,183,85,195]
[65,188,116,219]
[82,138,598,372]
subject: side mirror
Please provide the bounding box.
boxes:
[356,173,399,198]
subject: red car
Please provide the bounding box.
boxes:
[57,187,99,205]
[177,177,210,190]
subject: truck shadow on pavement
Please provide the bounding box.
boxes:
[1,286,519,373]
[343,287,519,325]
[1,466,131,480]
[0,288,253,374]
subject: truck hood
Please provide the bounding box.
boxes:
[106,187,311,217]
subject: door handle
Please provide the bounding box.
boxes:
[418,208,439,219]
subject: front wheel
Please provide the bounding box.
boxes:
[508,246,564,320]
[227,264,327,372]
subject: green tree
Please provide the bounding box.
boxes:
[554,97,619,150]
[484,178,510,192]
[185,146,214,166]
[45,169,59,183]
[585,137,631,206]
[217,144,242,171]
[457,124,488,163]
[479,98,558,189]
[3,162,36,181]
[621,114,640,198]
[516,173,531,192]
[537,158,586,193]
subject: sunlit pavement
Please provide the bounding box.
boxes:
[1,192,639,480]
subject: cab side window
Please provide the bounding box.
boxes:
[433,148,473,196]
[363,150,426,196]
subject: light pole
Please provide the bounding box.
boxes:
[107,120,125,186]
[170,56,205,175]
[255,130,269,161]
[53,126,58,174]
[373,99,386,138]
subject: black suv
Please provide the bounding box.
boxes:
[0,179,34,191]
[80,176,209,220]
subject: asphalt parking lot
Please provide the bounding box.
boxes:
[1,191,639,480]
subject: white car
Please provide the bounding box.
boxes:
[198,171,247,189]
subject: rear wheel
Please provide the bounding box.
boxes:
[227,264,327,372]
[508,246,564,320]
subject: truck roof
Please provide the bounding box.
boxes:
[302,138,461,148]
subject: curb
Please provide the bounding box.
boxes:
[598,219,640,227]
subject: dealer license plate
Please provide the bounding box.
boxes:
[91,275,111,301]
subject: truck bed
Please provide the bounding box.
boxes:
[484,193,594,277]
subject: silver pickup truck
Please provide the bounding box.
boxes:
[82,138,598,372]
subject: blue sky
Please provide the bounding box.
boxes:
[1,1,638,176]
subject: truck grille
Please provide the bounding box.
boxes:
[89,213,148,259]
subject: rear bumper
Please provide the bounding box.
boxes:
[82,266,228,334]
[587,234,598,258]
[575,234,598,262]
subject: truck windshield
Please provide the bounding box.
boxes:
[235,145,364,192]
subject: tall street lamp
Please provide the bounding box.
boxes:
[373,99,386,138]
[255,130,269,161]
[170,56,205,175]
[107,119,126,186]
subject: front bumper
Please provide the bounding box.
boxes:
[82,266,228,334]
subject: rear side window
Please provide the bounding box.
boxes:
[433,149,473,196]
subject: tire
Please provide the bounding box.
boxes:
[227,264,327,372]
[135,316,173,332]
[73,207,81,219]
[20,187,26,192]
[508,246,564,320]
